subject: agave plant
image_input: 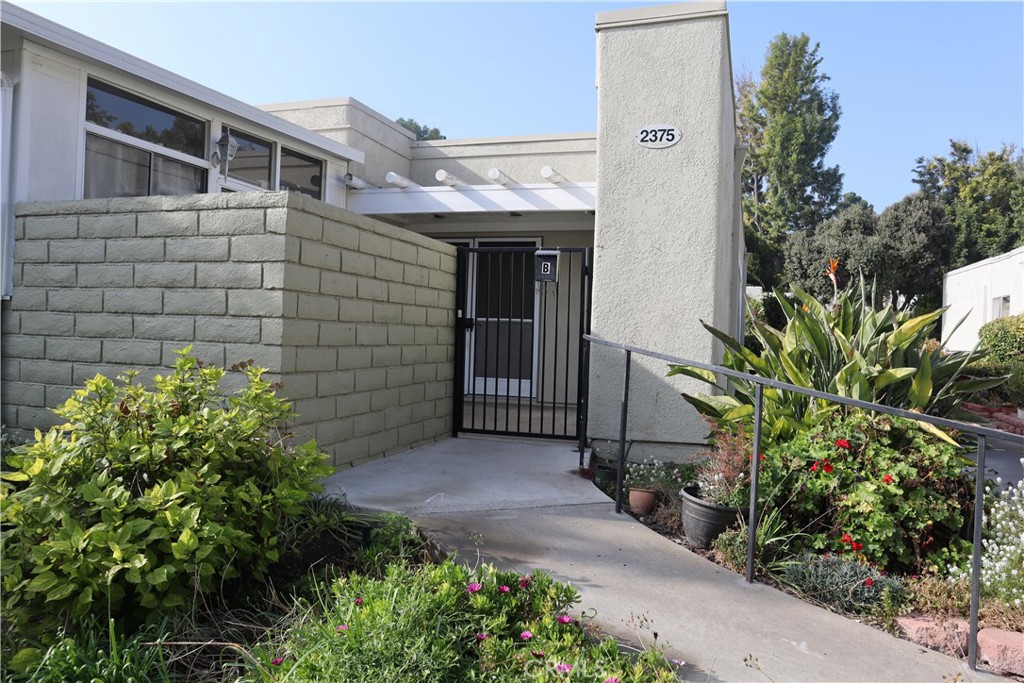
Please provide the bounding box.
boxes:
[670,278,1005,443]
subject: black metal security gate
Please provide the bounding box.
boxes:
[453,246,592,448]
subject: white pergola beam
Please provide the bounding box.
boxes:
[385,171,413,188]
[540,165,566,184]
[348,182,596,215]
[487,168,513,185]
[435,169,463,186]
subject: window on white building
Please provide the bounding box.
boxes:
[280,147,323,200]
[223,127,272,189]
[993,295,1011,319]
[84,79,207,199]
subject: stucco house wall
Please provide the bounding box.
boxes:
[1,192,455,467]
[261,97,415,190]
[943,245,1024,352]
[588,2,742,460]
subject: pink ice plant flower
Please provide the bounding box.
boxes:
[520,630,534,640]
[270,656,285,666]
[475,632,489,641]
[466,582,483,593]
[335,624,349,632]
[556,614,573,624]
[519,576,531,588]
[355,597,363,606]
[556,663,573,673]
[604,678,620,683]
[499,585,510,593]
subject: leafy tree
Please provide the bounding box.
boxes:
[740,34,843,288]
[913,141,1024,268]
[873,192,954,312]
[784,202,880,302]
[396,117,446,141]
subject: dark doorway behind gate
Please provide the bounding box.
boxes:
[453,245,592,447]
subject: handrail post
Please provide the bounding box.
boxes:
[614,350,632,514]
[968,434,987,671]
[746,383,764,583]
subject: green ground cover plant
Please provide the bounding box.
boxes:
[243,560,677,683]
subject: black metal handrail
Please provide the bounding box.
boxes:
[584,333,1024,672]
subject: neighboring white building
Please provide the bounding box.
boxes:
[943,245,1024,352]
[0,1,745,461]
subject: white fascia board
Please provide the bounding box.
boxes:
[348,183,596,216]
[1,2,364,165]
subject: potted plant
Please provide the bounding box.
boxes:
[624,457,687,516]
[682,425,750,548]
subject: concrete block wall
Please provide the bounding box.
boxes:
[1,191,456,468]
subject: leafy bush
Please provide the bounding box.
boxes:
[758,411,973,574]
[967,359,1024,407]
[243,559,677,682]
[0,350,332,635]
[670,281,1001,443]
[782,553,905,615]
[979,313,1024,362]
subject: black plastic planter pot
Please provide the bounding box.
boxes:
[681,485,744,549]
[593,465,616,487]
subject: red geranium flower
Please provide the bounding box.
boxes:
[864,578,874,587]
[840,532,853,545]
[852,541,864,552]
[810,461,820,472]
[822,461,834,474]
[835,439,851,450]
[882,474,894,484]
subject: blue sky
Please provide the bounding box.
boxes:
[11,1,1023,211]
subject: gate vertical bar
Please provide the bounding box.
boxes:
[538,280,548,434]
[614,350,632,514]
[969,434,987,671]
[552,278,560,435]
[494,251,504,429]
[505,252,514,431]
[563,252,572,436]
[576,248,593,460]
[469,250,479,431]
[452,247,467,437]
[517,251,526,433]
[746,384,765,583]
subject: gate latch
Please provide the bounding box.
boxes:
[458,317,475,331]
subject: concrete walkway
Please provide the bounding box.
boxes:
[324,436,1009,682]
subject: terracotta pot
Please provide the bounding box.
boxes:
[628,488,657,515]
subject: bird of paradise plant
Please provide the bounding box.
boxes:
[669,265,1006,445]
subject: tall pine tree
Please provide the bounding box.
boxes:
[740,34,843,288]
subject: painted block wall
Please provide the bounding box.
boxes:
[943,245,1024,352]
[589,2,740,460]
[0,192,455,468]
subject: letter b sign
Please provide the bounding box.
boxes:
[534,251,559,282]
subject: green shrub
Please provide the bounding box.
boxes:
[0,350,332,635]
[979,313,1024,363]
[759,410,973,574]
[671,280,1000,443]
[242,559,677,683]
[967,359,1024,407]
[782,553,905,615]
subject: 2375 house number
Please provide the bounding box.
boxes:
[634,126,681,149]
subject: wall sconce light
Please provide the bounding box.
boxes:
[211,132,239,179]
